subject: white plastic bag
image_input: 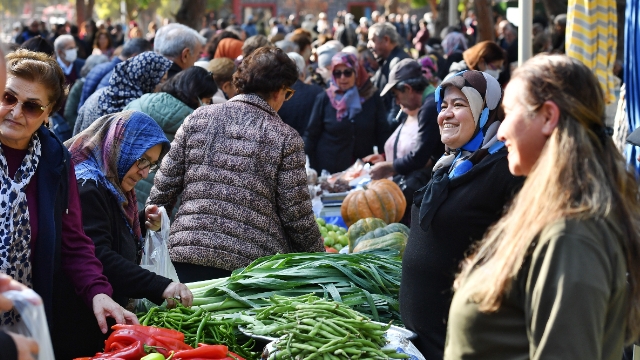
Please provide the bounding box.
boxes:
[3,288,55,360]
[135,207,179,311]
[383,330,426,360]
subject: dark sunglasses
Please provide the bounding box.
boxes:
[136,157,160,172]
[284,88,296,101]
[333,69,354,78]
[1,92,50,119]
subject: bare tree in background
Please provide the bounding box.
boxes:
[76,0,96,27]
[176,0,207,30]
[435,0,452,38]
[474,0,494,42]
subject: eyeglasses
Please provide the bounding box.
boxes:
[136,157,160,172]
[333,69,354,78]
[1,92,51,120]
[284,88,296,101]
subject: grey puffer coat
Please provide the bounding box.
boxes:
[148,94,324,271]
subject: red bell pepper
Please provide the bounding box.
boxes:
[111,325,185,342]
[173,344,228,359]
[104,329,172,357]
[105,330,149,351]
[91,341,146,359]
[155,336,193,351]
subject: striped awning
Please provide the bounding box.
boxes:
[565,0,617,104]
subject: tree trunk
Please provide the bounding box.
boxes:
[616,0,625,62]
[385,0,399,15]
[429,0,438,18]
[541,0,568,18]
[474,0,494,42]
[87,0,95,21]
[76,0,86,26]
[176,0,207,31]
[435,0,449,39]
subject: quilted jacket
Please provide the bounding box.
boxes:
[148,94,324,270]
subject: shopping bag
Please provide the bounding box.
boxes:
[135,207,179,312]
[3,288,55,359]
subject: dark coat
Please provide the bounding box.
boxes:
[371,46,410,113]
[0,332,17,360]
[28,127,111,360]
[79,57,122,109]
[303,91,391,174]
[392,93,443,175]
[277,80,324,136]
[53,180,172,359]
[78,180,171,307]
[399,150,524,359]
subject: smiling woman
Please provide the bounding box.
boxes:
[399,70,524,358]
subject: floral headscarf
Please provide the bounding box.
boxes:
[415,70,503,231]
[326,52,377,121]
[441,32,468,57]
[98,51,172,116]
[66,110,170,242]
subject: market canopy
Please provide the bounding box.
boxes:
[565,0,618,104]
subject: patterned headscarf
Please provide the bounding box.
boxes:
[415,70,503,231]
[66,110,170,242]
[441,32,468,57]
[98,51,172,116]
[326,52,377,121]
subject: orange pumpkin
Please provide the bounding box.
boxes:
[340,179,406,226]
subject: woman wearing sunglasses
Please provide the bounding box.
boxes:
[147,47,324,283]
[0,49,138,359]
[65,109,192,356]
[303,52,390,174]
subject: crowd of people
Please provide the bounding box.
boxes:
[0,7,638,360]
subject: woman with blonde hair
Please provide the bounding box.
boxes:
[445,54,640,358]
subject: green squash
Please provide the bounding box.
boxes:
[353,232,409,256]
[356,223,410,243]
[347,218,387,252]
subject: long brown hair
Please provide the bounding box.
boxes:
[456,54,640,343]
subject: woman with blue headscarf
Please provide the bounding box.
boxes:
[399,70,523,359]
[303,52,390,174]
[63,110,192,356]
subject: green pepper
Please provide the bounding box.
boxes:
[141,353,166,360]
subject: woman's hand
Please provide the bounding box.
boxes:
[362,154,385,164]
[144,205,162,232]
[92,294,139,334]
[370,161,396,180]
[6,332,38,360]
[162,282,193,308]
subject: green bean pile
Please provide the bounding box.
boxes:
[138,303,259,359]
[246,295,410,360]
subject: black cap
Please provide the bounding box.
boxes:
[380,59,424,96]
